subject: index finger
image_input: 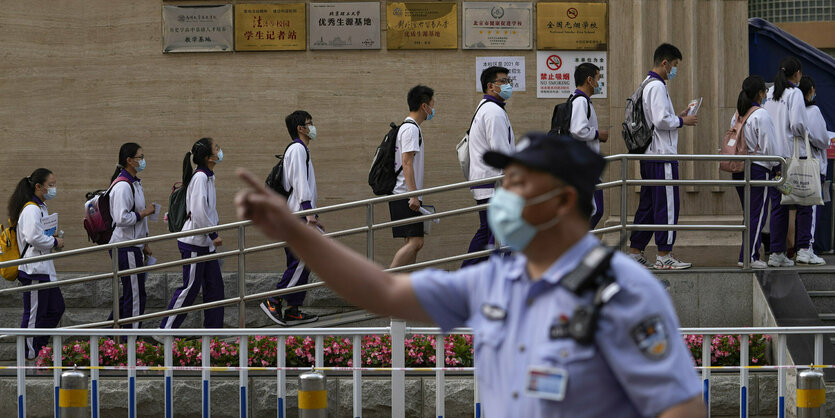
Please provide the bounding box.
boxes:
[237,168,269,194]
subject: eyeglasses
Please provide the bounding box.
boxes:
[493,78,512,85]
[304,122,314,126]
[132,155,145,160]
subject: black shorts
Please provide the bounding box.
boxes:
[388,198,424,238]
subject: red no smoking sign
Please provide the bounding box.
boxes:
[546,55,562,71]
[567,7,579,19]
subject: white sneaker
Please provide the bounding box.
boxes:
[627,252,648,266]
[654,254,692,270]
[738,260,768,269]
[767,252,795,267]
[796,248,826,265]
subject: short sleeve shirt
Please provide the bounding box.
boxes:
[393,117,423,195]
[410,234,702,417]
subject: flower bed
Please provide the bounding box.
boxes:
[683,334,771,366]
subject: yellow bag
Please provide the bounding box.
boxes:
[0,202,37,281]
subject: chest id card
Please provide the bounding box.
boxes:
[525,366,568,401]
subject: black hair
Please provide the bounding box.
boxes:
[8,168,52,226]
[480,66,510,93]
[407,85,434,112]
[653,43,683,66]
[736,75,766,117]
[574,63,600,87]
[182,137,213,186]
[799,75,816,107]
[772,56,801,102]
[285,110,312,140]
[111,142,142,182]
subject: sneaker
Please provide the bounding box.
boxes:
[796,248,826,265]
[282,306,319,326]
[767,252,795,267]
[653,254,692,270]
[260,298,286,325]
[627,252,648,266]
[738,260,768,269]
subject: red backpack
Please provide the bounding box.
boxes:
[719,106,759,173]
[83,176,134,244]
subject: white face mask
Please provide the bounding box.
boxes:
[307,125,317,140]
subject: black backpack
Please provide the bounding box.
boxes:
[548,94,590,136]
[368,120,419,196]
[167,181,188,233]
[621,78,658,154]
[265,142,310,198]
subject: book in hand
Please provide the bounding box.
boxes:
[687,97,702,116]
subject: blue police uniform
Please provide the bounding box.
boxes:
[411,233,702,417]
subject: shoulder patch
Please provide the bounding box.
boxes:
[630,315,669,360]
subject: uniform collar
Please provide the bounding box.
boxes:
[119,169,139,183]
[31,196,45,206]
[573,88,591,101]
[506,234,600,284]
[647,71,666,85]
[196,166,214,177]
[482,95,506,108]
[292,138,309,150]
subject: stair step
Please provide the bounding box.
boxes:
[809,291,835,297]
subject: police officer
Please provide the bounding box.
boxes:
[234,132,705,417]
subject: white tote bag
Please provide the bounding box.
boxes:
[781,131,824,206]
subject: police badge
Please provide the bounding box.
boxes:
[631,315,670,360]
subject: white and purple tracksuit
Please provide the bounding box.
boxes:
[629,72,684,252]
[805,104,831,249]
[568,88,605,228]
[106,170,149,328]
[763,84,811,253]
[17,197,63,359]
[160,167,224,329]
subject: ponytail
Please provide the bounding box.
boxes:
[112,142,142,182]
[772,56,801,102]
[182,152,194,186]
[182,137,213,186]
[7,168,52,226]
[737,75,766,117]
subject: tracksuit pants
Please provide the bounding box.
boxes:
[770,165,820,253]
[797,174,826,251]
[462,198,496,267]
[732,165,770,262]
[630,161,680,252]
[107,246,146,328]
[275,247,310,307]
[590,188,605,229]
[19,272,64,359]
[160,242,224,329]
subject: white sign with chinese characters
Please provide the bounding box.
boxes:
[309,2,381,50]
[536,51,607,98]
[162,5,234,53]
[476,56,525,92]
[462,2,532,50]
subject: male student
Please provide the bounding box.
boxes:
[259,110,320,325]
[568,62,609,228]
[389,85,435,268]
[627,43,698,270]
[462,66,516,267]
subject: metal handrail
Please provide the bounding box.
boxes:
[0,154,788,329]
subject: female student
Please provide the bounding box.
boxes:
[9,168,65,359]
[763,57,820,266]
[799,75,832,259]
[161,137,225,329]
[730,76,779,269]
[107,143,157,328]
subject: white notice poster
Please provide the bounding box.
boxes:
[476,57,525,92]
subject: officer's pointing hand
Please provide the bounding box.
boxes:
[235,168,295,242]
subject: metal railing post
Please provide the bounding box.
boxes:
[278,336,286,418]
[315,335,324,368]
[701,334,710,415]
[366,203,374,261]
[620,156,628,249]
[17,336,25,418]
[128,335,136,418]
[743,160,752,269]
[238,225,246,328]
[815,333,823,366]
[239,336,248,418]
[352,335,361,418]
[740,334,749,418]
[112,252,120,328]
[436,335,445,418]
[391,319,406,418]
[54,335,62,418]
[202,335,211,418]
[778,333,787,418]
[165,336,173,418]
[90,335,100,418]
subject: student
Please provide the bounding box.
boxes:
[762,57,818,266]
[160,138,225,329]
[463,66,516,267]
[106,143,157,327]
[799,75,831,262]
[259,110,320,326]
[627,43,698,270]
[9,168,65,359]
[729,76,778,269]
[234,132,705,417]
[388,86,434,269]
[568,62,609,228]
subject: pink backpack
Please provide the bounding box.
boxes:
[719,106,759,173]
[83,176,133,244]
